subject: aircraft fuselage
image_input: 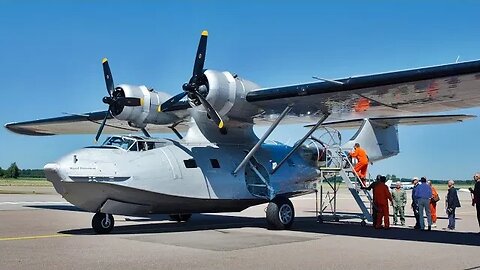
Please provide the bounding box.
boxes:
[44,136,319,216]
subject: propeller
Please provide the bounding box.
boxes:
[159,30,226,134]
[94,58,143,142]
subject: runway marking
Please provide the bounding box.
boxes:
[0,201,68,205]
[0,234,71,241]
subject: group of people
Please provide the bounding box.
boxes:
[362,176,462,230]
[350,143,480,232]
[410,177,461,231]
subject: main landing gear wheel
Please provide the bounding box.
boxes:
[169,213,192,222]
[92,213,114,234]
[266,197,295,230]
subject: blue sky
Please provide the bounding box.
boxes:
[0,1,479,180]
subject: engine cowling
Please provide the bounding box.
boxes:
[199,70,261,121]
[112,84,186,128]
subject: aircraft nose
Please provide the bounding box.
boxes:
[44,163,66,195]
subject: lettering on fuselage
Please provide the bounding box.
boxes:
[69,166,97,170]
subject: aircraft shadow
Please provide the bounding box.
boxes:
[290,219,480,247]
[27,204,86,212]
[304,210,453,220]
[59,214,267,235]
[60,214,480,246]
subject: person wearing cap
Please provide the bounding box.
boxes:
[391,181,407,226]
[445,180,461,230]
[428,180,439,228]
[415,177,433,231]
[411,177,420,229]
[349,143,369,186]
[469,173,480,230]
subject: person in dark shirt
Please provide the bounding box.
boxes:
[415,177,432,231]
[445,180,461,230]
[469,173,480,231]
[411,177,420,229]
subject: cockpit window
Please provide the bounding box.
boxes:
[99,136,168,151]
[102,136,135,150]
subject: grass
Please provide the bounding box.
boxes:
[432,182,472,191]
[0,178,51,187]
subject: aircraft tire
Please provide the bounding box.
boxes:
[92,213,114,234]
[266,197,295,230]
[169,213,192,222]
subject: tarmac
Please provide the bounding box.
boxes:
[1,186,479,270]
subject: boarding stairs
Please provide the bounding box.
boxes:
[316,144,373,224]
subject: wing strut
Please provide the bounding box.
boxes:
[271,112,330,174]
[232,105,292,176]
[141,128,151,138]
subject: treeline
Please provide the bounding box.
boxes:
[386,174,475,185]
[0,163,45,179]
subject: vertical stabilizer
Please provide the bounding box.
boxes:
[342,119,399,162]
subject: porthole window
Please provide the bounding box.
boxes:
[184,159,197,168]
[210,159,220,168]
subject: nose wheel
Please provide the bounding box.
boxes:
[92,213,114,234]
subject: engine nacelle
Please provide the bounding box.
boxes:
[113,84,186,128]
[200,70,262,121]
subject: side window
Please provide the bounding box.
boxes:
[210,159,220,168]
[183,159,197,168]
[129,142,138,151]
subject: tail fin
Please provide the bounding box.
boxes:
[338,114,475,162]
[385,179,393,188]
[342,119,399,162]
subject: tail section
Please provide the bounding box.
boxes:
[342,119,399,162]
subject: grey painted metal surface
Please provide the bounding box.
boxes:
[44,135,318,215]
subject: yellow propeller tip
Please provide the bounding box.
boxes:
[102,58,108,63]
[201,30,208,36]
[218,121,224,129]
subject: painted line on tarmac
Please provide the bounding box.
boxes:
[0,234,71,241]
[0,201,68,205]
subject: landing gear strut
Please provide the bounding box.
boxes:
[92,213,114,234]
[266,197,295,230]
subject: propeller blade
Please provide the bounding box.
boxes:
[159,92,187,112]
[116,97,143,107]
[102,58,114,96]
[192,30,208,78]
[95,111,110,143]
[192,91,226,133]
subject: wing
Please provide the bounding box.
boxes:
[310,114,476,129]
[5,111,189,136]
[248,60,480,123]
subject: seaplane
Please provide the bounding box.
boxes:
[5,30,480,233]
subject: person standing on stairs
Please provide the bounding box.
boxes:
[349,143,369,187]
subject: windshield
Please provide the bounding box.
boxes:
[102,136,135,150]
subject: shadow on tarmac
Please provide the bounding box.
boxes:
[27,205,86,212]
[59,214,480,246]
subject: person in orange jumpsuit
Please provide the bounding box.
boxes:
[349,143,369,186]
[428,180,439,227]
[373,176,393,229]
